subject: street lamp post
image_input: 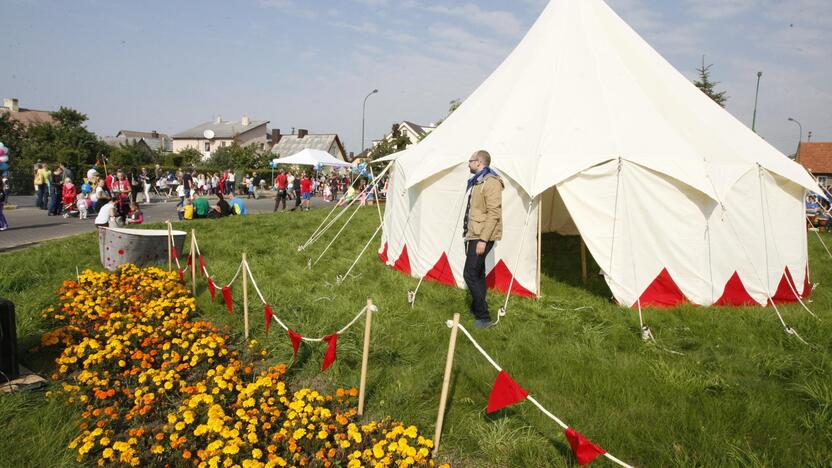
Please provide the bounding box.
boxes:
[787,117,802,158]
[361,89,379,156]
[751,71,762,133]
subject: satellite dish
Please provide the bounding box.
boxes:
[203,129,215,139]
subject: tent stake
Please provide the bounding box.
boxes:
[358,298,374,416]
[580,238,587,284]
[433,313,460,457]
[243,252,249,340]
[167,220,173,272]
[190,229,197,297]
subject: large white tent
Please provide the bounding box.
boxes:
[276,149,351,168]
[377,0,821,307]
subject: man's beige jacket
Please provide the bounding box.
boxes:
[465,174,504,241]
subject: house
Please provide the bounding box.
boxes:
[372,120,435,150]
[0,97,56,126]
[172,116,269,160]
[270,129,348,160]
[795,142,832,187]
[116,130,173,152]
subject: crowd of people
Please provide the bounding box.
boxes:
[0,162,389,232]
[806,193,831,231]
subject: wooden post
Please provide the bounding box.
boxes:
[536,197,542,298]
[190,229,197,297]
[433,313,460,457]
[167,221,173,272]
[580,238,588,284]
[242,252,249,340]
[358,298,374,416]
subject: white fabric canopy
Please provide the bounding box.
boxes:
[276,149,351,168]
[378,0,816,308]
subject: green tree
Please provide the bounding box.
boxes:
[172,147,203,168]
[0,113,25,160]
[52,107,89,128]
[435,98,463,126]
[201,143,264,171]
[11,107,102,172]
[693,55,728,107]
[108,141,158,169]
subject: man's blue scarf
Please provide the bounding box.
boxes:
[467,167,498,191]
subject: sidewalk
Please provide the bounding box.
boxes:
[0,193,338,252]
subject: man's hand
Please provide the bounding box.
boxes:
[476,241,487,256]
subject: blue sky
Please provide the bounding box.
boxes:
[3,0,830,156]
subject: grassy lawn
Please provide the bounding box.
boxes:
[1,208,831,466]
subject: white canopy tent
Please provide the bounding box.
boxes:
[378,0,821,308]
[275,149,351,168]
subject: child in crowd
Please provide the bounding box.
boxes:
[77,192,89,219]
[126,201,143,224]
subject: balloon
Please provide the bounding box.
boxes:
[81,183,92,194]
[0,148,5,157]
[0,155,8,163]
[0,162,9,171]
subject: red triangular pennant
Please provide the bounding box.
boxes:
[637,267,686,307]
[378,242,389,263]
[264,304,274,335]
[221,286,233,313]
[564,427,606,465]
[715,272,757,306]
[802,265,812,299]
[322,333,338,371]
[288,329,303,362]
[178,268,185,282]
[485,259,536,297]
[487,370,529,413]
[425,252,456,286]
[771,267,799,304]
[207,277,216,301]
[198,255,207,277]
[393,245,411,275]
[186,254,192,268]
[172,246,179,260]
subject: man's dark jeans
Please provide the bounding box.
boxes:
[463,240,494,321]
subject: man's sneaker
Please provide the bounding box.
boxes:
[474,319,493,329]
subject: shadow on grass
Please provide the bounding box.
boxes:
[540,233,612,300]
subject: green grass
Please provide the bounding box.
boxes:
[1,209,831,466]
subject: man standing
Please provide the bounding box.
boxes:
[462,150,503,329]
[274,169,288,212]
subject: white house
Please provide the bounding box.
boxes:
[173,116,269,160]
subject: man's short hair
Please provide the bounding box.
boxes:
[474,150,491,166]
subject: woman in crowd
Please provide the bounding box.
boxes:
[0,177,9,231]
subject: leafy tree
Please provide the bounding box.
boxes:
[52,107,89,128]
[693,55,728,107]
[108,141,158,169]
[368,138,395,161]
[435,98,463,126]
[201,143,265,171]
[172,147,203,168]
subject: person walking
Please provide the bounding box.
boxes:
[48,165,65,216]
[462,150,503,329]
[300,172,313,211]
[0,176,9,231]
[34,163,48,209]
[140,167,152,203]
[291,172,302,211]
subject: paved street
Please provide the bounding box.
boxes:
[0,193,337,252]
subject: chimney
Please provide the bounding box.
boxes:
[215,115,222,124]
[241,115,250,126]
[271,129,282,145]
[4,98,19,112]
[349,151,355,162]
[297,128,308,139]
[151,130,159,138]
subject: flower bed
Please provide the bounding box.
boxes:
[40,264,444,467]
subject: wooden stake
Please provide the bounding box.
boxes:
[190,229,197,297]
[243,252,249,340]
[358,298,374,416]
[433,313,460,457]
[536,197,542,298]
[167,221,173,272]
[580,237,588,284]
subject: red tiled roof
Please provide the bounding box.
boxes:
[796,142,832,174]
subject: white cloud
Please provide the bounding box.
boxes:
[683,0,760,20]
[425,3,524,37]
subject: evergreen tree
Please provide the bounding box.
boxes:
[693,55,728,107]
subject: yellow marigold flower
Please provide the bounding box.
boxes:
[222,444,239,455]
[102,448,114,459]
[317,430,328,440]
[247,432,258,444]
[151,445,164,454]
[251,448,263,459]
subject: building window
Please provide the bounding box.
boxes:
[221,141,227,147]
[260,143,265,150]
[818,176,828,186]
[205,142,210,152]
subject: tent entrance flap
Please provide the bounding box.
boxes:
[540,185,579,235]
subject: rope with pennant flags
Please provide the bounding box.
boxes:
[435,316,633,467]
